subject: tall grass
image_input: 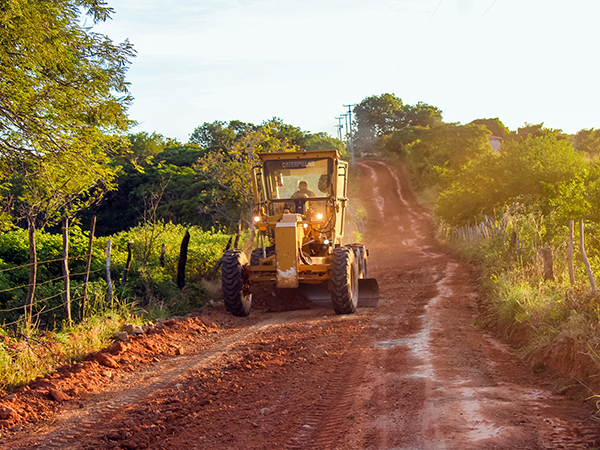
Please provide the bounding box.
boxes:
[0,222,240,392]
[438,210,600,358]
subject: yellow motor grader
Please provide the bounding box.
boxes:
[221,150,379,317]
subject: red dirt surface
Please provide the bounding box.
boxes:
[1,160,600,449]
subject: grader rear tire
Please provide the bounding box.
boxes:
[349,243,367,278]
[250,246,275,266]
[330,247,359,315]
[221,249,252,317]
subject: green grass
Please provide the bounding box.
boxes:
[0,308,135,392]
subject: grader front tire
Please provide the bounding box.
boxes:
[330,247,359,315]
[221,249,252,317]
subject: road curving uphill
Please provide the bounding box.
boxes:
[2,160,600,449]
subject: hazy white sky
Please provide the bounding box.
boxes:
[93,0,600,143]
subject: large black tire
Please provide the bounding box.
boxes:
[250,248,262,266]
[250,246,275,266]
[221,249,252,317]
[348,243,367,278]
[330,246,359,315]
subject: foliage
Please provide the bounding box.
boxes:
[0,0,134,160]
[193,120,304,226]
[512,122,569,143]
[441,212,600,361]
[574,128,600,155]
[0,303,136,392]
[119,132,181,170]
[82,143,211,235]
[304,132,346,154]
[392,122,491,195]
[469,118,511,139]
[353,93,442,153]
[10,144,119,229]
[436,134,586,225]
[0,223,234,327]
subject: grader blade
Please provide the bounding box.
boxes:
[298,279,380,309]
[298,283,331,308]
[357,278,379,308]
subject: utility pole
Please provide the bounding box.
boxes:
[343,104,356,165]
[335,116,344,141]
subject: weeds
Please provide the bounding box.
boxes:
[0,222,240,393]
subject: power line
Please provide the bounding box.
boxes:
[475,0,498,25]
[426,0,444,28]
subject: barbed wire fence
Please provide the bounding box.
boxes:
[440,213,597,293]
[0,253,106,329]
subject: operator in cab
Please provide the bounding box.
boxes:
[292,180,316,198]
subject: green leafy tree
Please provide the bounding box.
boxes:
[436,135,587,225]
[402,102,443,128]
[574,128,600,155]
[0,0,134,159]
[304,132,346,154]
[0,0,135,321]
[194,122,301,227]
[189,120,250,149]
[82,144,211,235]
[512,123,568,142]
[354,94,405,150]
[123,132,180,169]
[469,118,511,139]
[404,123,491,189]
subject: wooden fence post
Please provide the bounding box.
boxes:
[81,216,96,319]
[579,219,598,295]
[24,217,37,324]
[61,216,71,323]
[121,241,132,287]
[234,220,242,249]
[539,245,554,281]
[177,230,190,289]
[568,220,575,286]
[106,239,113,305]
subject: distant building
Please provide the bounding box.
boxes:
[488,135,502,153]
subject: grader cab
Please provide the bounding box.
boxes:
[221,150,379,317]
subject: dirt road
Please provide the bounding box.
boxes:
[3,160,600,449]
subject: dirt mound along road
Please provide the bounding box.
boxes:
[2,160,600,449]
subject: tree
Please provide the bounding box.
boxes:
[123,132,180,169]
[513,123,568,142]
[194,122,301,227]
[189,120,248,149]
[469,118,511,139]
[402,102,443,128]
[574,128,600,155]
[354,94,404,148]
[304,132,346,154]
[0,0,135,322]
[353,94,442,153]
[435,134,586,225]
[404,123,491,189]
[0,0,134,160]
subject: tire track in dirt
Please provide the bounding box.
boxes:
[347,160,600,449]
[6,310,317,450]
[4,159,600,449]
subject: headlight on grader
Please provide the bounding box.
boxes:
[253,216,261,223]
[316,213,323,220]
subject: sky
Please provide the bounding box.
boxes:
[92,0,600,143]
